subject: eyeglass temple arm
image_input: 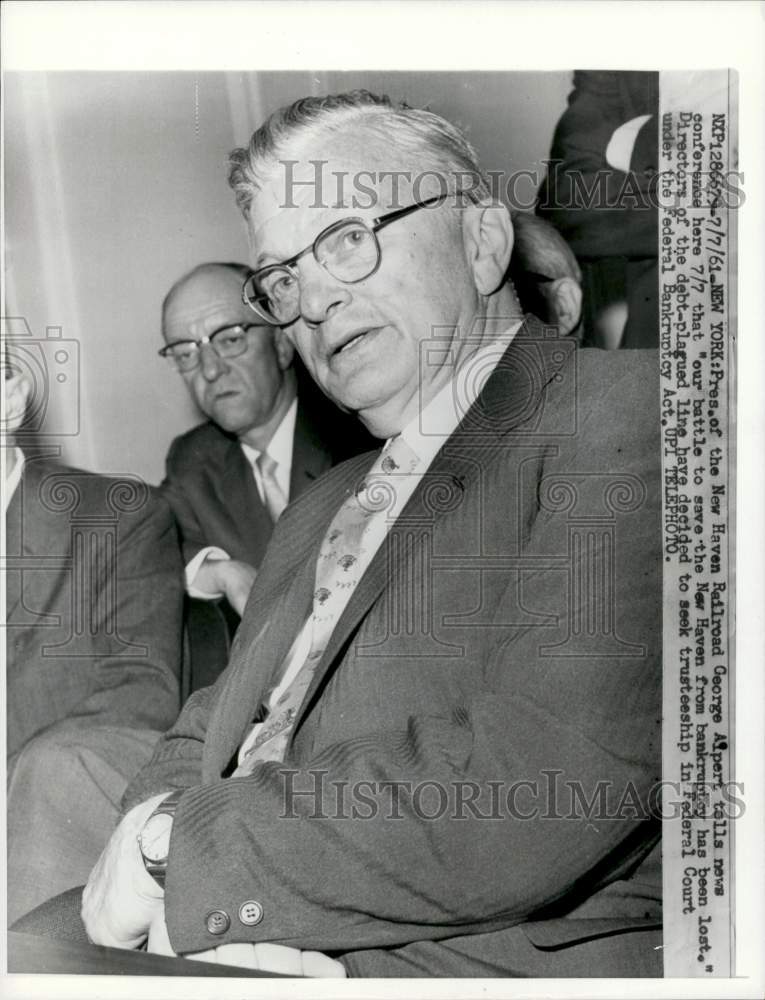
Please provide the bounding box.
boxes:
[371,192,460,231]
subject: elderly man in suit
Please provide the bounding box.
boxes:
[3,367,184,923]
[47,91,661,977]
[160,263,372,635]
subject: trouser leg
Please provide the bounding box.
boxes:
[7,724,161,924]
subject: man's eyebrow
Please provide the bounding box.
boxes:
[164,321,247,346]
[251,206,367,271]
[252,250,282,270]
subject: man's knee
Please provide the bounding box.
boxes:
[8,724,161,812]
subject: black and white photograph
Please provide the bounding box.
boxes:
[1,3,762,996]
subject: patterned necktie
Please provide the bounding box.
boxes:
[234,435,419,771]
[257,451,288,523]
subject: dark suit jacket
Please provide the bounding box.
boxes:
[125,321,662,975]
[161,376,375,571]
[5,457,184,758]
[538,70,659,260]
[538,70,659,348]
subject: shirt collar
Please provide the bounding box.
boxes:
[240,396,298,470]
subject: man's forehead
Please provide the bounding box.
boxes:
[248,131,424,239]
[164,270,247,329]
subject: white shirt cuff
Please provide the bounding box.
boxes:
[605,114,653,173]
[185,547,230,599]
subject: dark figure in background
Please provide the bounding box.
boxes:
[538,70,659,349]
[159,263,374,687]
[4,367,184,923]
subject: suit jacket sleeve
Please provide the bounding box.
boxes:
[538,70,659,259]
[161,437,212,565]
[60,492,184,733]
[145,360,662,957]
[121,678,221,810]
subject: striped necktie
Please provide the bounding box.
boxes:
[257,451,288,523]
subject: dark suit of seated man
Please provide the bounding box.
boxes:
[158,263,374,674]
[3,368,184,923]
[28,92,662,979]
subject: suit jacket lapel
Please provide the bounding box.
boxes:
[203,452,374,779]
[291,318,562,732]
[218,438,274,567]
[202,568,314,780]
[289,394,333,502]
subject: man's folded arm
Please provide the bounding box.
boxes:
[163,423,660,954]
[162,647,659,956]
[160,471,209,566]
[120,681,219,812]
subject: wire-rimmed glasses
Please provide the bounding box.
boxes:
[242,192,460,326]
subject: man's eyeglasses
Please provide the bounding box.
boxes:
[158,323,259,374]
[242,192,463,327]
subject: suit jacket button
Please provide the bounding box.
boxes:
[238,900,264,926]
[205,909,230,935]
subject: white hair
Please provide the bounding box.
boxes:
[228,90,491,216]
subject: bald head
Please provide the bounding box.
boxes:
[161,261,296,450]
[161,262,252,336]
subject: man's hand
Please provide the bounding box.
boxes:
[194,557,257,616]
[81,793,170,950]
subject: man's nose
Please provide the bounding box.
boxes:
[198,342,228,381]
[298,259,352,326]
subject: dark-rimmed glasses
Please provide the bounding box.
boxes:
[242,192,463,326]
[158,323,260,374]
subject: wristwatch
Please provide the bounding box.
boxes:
[137,790,184,888]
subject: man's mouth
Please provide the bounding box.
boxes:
[331,328,379,358]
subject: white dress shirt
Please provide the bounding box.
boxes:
[186,398,298,598]
[605,115,653,173]
[237,324,522,763]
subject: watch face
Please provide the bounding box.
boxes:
[140,812,174,864]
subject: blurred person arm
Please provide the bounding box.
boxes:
[538,70,659,259]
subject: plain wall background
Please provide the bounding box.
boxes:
[4,70,572,484]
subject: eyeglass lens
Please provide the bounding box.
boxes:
[166,326,249,372]
[252,220,380,324]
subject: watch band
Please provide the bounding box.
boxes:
[137,789,184,888]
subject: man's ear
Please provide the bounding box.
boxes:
[272,328,296,370]
[463,202,514,296]
[548,277,583,336]
[3,371,32,434]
